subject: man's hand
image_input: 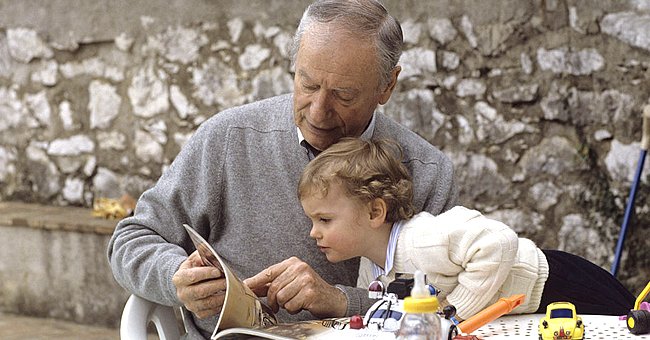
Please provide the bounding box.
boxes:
[172,250,226,319]
[244,257,348,318]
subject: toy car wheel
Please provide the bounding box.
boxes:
[628,309,650,335]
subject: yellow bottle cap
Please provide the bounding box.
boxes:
[403,296,439,313]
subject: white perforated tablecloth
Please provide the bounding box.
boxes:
[231,314,650,339]
[472,314,650,339]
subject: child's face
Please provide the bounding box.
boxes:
[300,182,374,263]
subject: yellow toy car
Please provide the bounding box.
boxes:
[538,302,584,340]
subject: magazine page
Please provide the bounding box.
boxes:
[182,224,277,338]
[213,318,343,340]
[213,318,396,340]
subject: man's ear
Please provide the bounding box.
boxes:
[378,66,401,105]
[369,198,388,228]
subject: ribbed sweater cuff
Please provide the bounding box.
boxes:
[335,284,361,316]
[528,249,549,312]
[163,255,187,305]
[446,285,485,320]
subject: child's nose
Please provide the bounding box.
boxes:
[309,226,320,239]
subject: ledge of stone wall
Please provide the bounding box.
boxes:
[0,201,116,235]
[0,201,129,328]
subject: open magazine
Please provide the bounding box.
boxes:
[183,224,277,337]
[184,224,389,340]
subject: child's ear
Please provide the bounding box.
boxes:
[369,198,388,228]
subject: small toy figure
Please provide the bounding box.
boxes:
[538,302,584,340]
[368,280,385,300]
[627,281,650,335]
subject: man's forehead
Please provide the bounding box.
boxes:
[296,35,378,86]
[297,69,359,91]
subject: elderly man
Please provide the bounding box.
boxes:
[108,0,457,338]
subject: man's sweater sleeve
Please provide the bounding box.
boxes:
[335,285,375,317]
[436,153,458,213]
[421,146,458,214]
[107,117,226,306]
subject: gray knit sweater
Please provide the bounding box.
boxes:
[107,93,457,339]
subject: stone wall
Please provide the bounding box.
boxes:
[0,0,648,297]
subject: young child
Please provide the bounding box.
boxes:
[297,137,635,320]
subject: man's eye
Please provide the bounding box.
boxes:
[319,217,330,223]
[303,84,319,92]
[335,92,354,103]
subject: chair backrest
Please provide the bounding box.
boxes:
[120,294,182,340]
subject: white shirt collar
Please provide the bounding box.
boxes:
[296,113,376,146]
[371,220,403,279]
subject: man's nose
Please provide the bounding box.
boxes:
[310,90,332,121]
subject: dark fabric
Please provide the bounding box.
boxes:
[300,140,321,160]
[536,249,635,315]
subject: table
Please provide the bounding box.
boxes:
[472,314,650,339]
[316,313,650,340]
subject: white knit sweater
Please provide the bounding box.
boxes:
[358,206,548,320]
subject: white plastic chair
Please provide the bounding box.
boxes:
[120,294,183,340]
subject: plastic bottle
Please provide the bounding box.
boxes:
[396,270,442,340]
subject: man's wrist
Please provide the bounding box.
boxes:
[333,285,349,317]
[334,285,361,316]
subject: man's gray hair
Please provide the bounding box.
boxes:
[290,0,403,87]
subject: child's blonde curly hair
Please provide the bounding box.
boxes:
[298,137,414,223]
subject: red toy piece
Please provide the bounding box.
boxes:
[349,315,364,329]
